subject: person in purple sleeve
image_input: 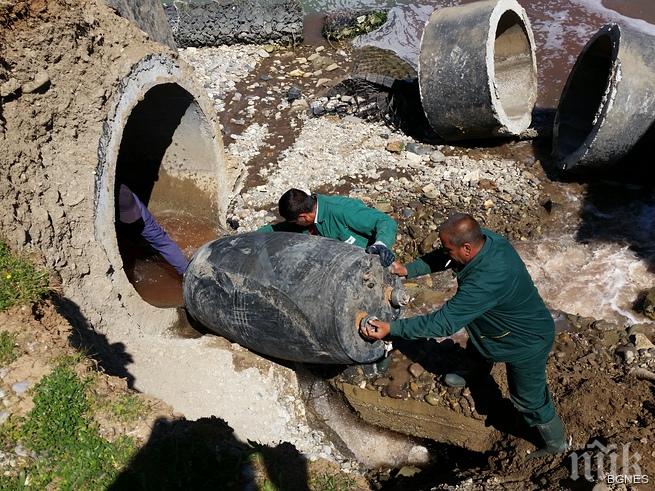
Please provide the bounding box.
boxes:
[117,184,189,275]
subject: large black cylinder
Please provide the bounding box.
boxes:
[183,232,403,364]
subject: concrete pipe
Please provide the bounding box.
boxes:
[96,53,234,330]
[0,1,238,333]
[419,0,538,141]
[553,24,655,171]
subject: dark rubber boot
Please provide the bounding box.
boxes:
[528,414,568,459]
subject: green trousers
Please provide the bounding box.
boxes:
[505,342,556,426]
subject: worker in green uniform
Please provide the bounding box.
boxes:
[360,213,567,458]
[259,188,398,267]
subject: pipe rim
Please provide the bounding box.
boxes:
[95,54,227,326]
[553,24,621,170]
[486,0,538,135]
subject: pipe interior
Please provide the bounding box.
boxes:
[115,83,220,308]
[493,10,536,122]
[555,34,614,159]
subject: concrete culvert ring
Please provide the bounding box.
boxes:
[95,54,229,327]
[553,23,655,171]
[419,0,537,141]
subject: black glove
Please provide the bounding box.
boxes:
[365,244,395,268]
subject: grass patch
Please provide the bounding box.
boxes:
[108,393,148,423]
[0,331,18,366]
[6,361,136,489]
[0,241,48,312]
[323,11,388,41]
[310,472,357,491]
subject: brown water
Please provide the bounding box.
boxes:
[122,212,218,308]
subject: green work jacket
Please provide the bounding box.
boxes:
[259,194,397,248]
[391,229,554,363]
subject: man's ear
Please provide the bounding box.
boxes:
[463,243,472,255]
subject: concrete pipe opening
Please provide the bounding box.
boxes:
[419,0,537,141]
[554,24,655,171]
[96,54,229,329]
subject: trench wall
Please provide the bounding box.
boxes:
[103,0,177,49]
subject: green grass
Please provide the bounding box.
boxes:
[0,241,48,312]
[4,361,136,489]
[310,472,357,491]
[0,331,18,366]
[108,393,148,423]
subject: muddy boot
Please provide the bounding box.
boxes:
[527,414,568,459]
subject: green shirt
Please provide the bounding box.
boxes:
[258,194,397,248]
[391,229,554,363]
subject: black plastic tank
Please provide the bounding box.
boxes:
[183,232,406,364]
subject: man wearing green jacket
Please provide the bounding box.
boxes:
[361,213,567,458]
[258,189,398,267]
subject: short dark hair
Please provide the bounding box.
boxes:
[439,213,483,247]
[278,189,315,221]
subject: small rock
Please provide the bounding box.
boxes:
[422,183,439,200]
[478,178,498,190]
[408,362,425,378]
[325,63,339,72]
[287,86,302,101]
[296,57,308,64]
[0,411,9,425]
[257,49,270,58]
[316,78,331,88]
[290,99,309,111]
[260,74,271,81]
[386,141,404,153]
[397,466,421,478]
[401,208,414,219]
[384,385,405,399]
[375,201,393,213]
[405,142,432,155]
[310,102,326,116]
[263,44,276,53]
[308,53,320,61]
[11,381,29,395]
[632,333,655,351]
[429,150,446,163]
[409,382,419,393]
[340,95,353,103]
[373,377,391,387]
[315,46,325,52]
[289,69,305,77]
[0,78,21,98]
[420,232,439,254]
[424,393,439,406]
[483,199,495,209]
[22,71,50,94]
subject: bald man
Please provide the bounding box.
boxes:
[361,213,567,458]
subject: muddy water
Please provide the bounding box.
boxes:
[121,212,218,308]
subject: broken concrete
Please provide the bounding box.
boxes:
[553,23,655,170]
[419,0,538,141]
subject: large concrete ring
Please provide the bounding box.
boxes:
[95,53,230,331]
[553,24,655,171]
[419,0,538,141]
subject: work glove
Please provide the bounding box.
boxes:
[366,244,395,268]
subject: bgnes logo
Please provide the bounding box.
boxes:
[570,440,649,484]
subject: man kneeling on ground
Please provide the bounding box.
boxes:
[360,212,567,458]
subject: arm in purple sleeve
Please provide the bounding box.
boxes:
[133,195,189,275]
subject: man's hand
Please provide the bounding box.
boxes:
[365,244,395,268]
[360,319,391,340]
[390,261,408,277]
